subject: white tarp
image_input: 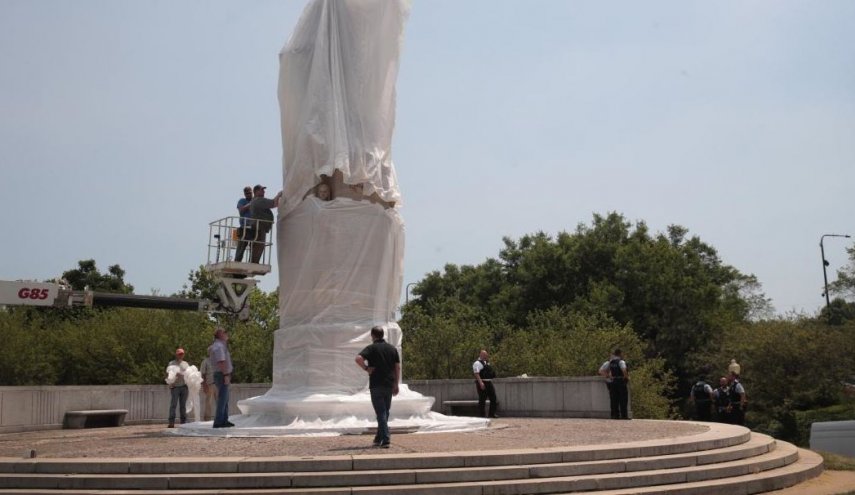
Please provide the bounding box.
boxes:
[178,0,489,435]
[278,0,410,216]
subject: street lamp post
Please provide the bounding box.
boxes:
[820,233,851,312]
[405,282,417,305]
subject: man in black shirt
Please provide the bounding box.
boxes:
[248,184,283,264]
[355,326,400,448]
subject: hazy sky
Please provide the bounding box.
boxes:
[1,1,853,315]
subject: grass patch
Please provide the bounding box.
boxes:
[819,451,855,471]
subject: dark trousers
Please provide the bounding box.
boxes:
[250,227,269,264]
[234,227,252,262]
[608,380,629,419]
[728,405,745,425]
[370,387,393,444]
[694,401,712,422]
[476,381,497,418]
[168,385,188,424]
[213,372,230,427]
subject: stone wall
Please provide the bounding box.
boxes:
[408,376,617,418]
[0,384,270,433]
[0,377,618,432]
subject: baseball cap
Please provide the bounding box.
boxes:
[253,184,266,192]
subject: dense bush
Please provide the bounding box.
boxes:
[700,318,855,443]
[0,288,278,386]
[401,303,675,419]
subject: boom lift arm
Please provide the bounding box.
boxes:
[0,216,274,321]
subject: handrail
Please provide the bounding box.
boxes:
[207,216,274,267]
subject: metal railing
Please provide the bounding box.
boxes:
[207,216,274,266]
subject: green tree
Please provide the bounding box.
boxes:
[401,299,495,379]
[405,212,762,393]
[0,264,281,386]
[819,298,855,325]
[177,266,220,302]
[829,243,855,300]
[700,317,855,441]
[61,259,134,293]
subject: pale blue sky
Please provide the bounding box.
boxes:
[1,1,853,315]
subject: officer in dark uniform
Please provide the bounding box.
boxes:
[726,373,747,425]
[713,376,731,423]
[599,349,630,419]
[473,349,498,418]
[690,378,714,422]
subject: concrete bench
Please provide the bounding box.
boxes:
[443,400,493,417]
[63,409,128,429]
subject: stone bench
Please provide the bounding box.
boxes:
[443,400,493,417]
[63,409,128,429]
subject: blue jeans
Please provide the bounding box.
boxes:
[370,387,393,444]
[168,385,188,424]
[213,372,230,426]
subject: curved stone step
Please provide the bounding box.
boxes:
[0,423,751,476]
[590,448,824,495]
[0,431,768,491]
[0,437,804,494]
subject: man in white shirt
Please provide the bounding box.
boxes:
[598,349,629,419]
[199,356,218,422]
[209,328,234,428]
[473,350,498,418]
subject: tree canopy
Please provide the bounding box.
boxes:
[0,262,278,386]
[61,259,134,293]
[404,212,771,384]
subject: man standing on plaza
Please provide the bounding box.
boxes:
[166,348,190,428]
[355,326,400,448]
[473,349,498,418]
[727,372,748,425]
[689,377,714,422]
[199,354,218,422]
[599,348,630,419]
[209,328,234,428]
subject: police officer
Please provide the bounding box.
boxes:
[713,376,730,423]
[473,350,498,418]
[726,373,747,425]
[599,349,629,419]
[689,377,714,421]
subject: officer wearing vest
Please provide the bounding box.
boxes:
[599,348,630,419]
[689,378,714,422]
[726,373,747,425]
[473,349,498,418]
[713,376,730,423]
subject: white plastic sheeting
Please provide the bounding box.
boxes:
[278,0,410,216]
[165,364,202,423]
[177,0,489,436]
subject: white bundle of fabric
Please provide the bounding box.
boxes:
[165,364,203,423]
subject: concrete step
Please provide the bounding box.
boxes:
[590,448,824,495]
[0,423,752,475]
[0,437,813,494]
[0,432,771,491]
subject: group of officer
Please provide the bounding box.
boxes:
[689,361,748,425]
